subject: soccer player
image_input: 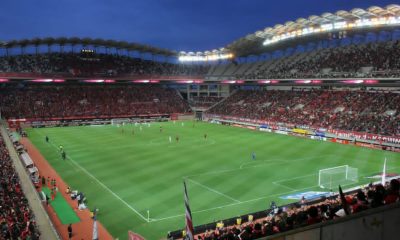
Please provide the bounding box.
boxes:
[160,126,163,133]
[45,136,49,143]
[59,145,63,152]
[252,152,256,160]
[204,133,207,140]
[51,188,55,201]
[61,151,66,160]
[169,136,172,143]
[176,135,179,142]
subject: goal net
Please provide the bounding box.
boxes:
[318,165,358,189]
[111,118,131,126]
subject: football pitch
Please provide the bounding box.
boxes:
[26,121,400,239]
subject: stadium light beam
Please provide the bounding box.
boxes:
[178,53,234,62]
[263,16,400,46]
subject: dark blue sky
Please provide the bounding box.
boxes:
[1,0,397,51]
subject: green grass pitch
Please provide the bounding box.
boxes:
[26,121,400,239]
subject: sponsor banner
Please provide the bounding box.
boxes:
[310,136,327,141]
[292,128,308,134]
[355,142,381,149]
[274,130,288,135]
[278,126,289,131]
[329,130,400,144]
[232,124,256,130]
[315,131,325,137]
[280,191,329,200]
[8,114,170,122]
[205,114,400,145]
[259,128,272,132]
[331,138,349,144]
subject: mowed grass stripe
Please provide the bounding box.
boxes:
[33,129,150,222]
[27,122,400,239]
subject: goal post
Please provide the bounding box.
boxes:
[318,165,358,189]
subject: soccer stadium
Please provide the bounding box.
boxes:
[1,2,400,240]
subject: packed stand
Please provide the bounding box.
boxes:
[231,40,400,79]
[0,85,191,119]
[189,179,399,240]
[0,53,209,77]
[189,96,224,109]
[0,136,40,239]
[208,89,400,136]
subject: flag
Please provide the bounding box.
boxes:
[381,158,387,185]
[338,185,349,215]
[184,181,194,240]
[92,216,98,240]
[128,230,145,240]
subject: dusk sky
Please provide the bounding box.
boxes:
[1,0,397,51]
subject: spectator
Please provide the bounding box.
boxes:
[208,89,400,136]
[0,136,40,239]
[190,179,400,240]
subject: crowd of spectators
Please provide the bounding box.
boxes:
[0,85,191,119]
[3,41,400,79]
[3,41,400,80]
[190,179,399,240]
[0,53,209,77]
[208,89,400,136]
[234,40,400,79]
[0,136,40,239]
[189,96,224,109]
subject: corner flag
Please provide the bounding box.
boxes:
[184,181,194,240]
[92,216,98,240]
[381,158,387,185]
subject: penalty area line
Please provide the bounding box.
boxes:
[185,178,241,204]
[153,167,400,222]
[151,183,321,222]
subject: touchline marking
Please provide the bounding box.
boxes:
[186,178,241,204]
[32,129,400,224]
[34,130,149,223]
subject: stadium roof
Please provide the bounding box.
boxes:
[1,5,400,60]
[179,4,400,60]
[0,37,177,57]
[225,4,400,57]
